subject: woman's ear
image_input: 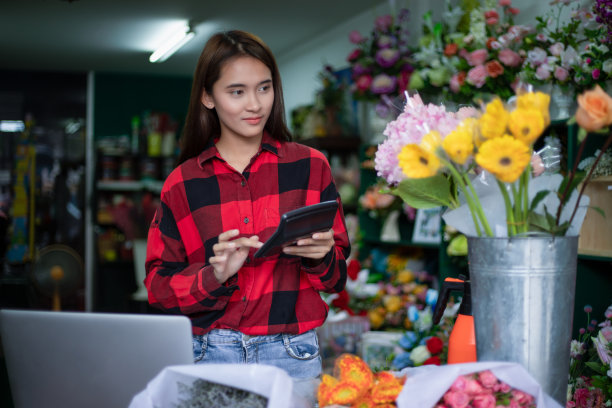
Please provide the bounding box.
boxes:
[201,91,214,109]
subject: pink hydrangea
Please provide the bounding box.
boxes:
[374,93,461,185]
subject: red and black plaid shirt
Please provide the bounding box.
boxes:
[145,132,350,335]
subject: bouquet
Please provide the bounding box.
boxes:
[317,353,405,407]
[374,84,612,238]
[346,8,413,114]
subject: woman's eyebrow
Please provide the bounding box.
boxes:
[225,78,272,89]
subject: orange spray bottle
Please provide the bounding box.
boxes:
[432,275,477,364]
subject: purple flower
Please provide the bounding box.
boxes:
[352,63,370,77]
[370,73,397,94]
[593,68,602,79]
[375,48,401,68]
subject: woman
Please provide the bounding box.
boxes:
[144,30,350,384]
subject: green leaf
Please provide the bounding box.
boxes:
[529,190,551,212]
[588,205,606,219]
[578,127,588,142]
[585,362,607,374]
[392,175,453,209]
[558,172,586,203]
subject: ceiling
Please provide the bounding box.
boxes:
[0,0,382,77]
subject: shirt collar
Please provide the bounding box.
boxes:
[196,131,282,168]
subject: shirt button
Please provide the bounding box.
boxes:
[242,296,247,302]
[244,217,249,224]
[241,180,246,187]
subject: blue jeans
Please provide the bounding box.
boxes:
[192,329,322,380]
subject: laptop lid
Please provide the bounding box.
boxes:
[0,309,193,408]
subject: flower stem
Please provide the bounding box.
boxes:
[442,159,488,236]
[567,131,612,228]
[464,173,494,237]
[497,180,517,236]
[556,132,590,226]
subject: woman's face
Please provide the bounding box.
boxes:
[202,56,274,141]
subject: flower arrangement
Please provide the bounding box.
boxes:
[330,247,437,331]
[519,0,584,91]
[408,1,466,101]
[567,304,612,407]
[346,8,413,113]
[445,0,532,103]
[317,353,405,407]
[374,84,612,238]
[573,0,612,91]
[435,370,537,408]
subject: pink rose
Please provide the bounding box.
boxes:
[486,17,499,25]
[554,66,569,82]
[478,370,498,389]
[508,7,520,15]
[511,390,534,406]
[498,49,521,67]
[535,64,552,80]
[494,381,511,393]
[593,68,601,80]
[443,391,470,408]
[467,65,488,88]
[466,49,489,66]
[473,394,497,408]
[499,0,512,5]
[451,375,468,392]
[466,378,485,396]
[349,30,364,44]
[549,42,565,57]
[375,14,393,31]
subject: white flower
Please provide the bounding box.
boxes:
[603,59,612,75]
[409,344,432,365]
[561,46,580,68]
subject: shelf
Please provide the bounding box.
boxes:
[97,179,163,193]
[578,250,612,261]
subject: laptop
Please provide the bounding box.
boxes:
[0,309,193,408]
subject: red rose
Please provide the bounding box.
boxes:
[444,43,458,56]
[423,355,441,365]
[347,48,362,62]
[485,60,504,78]
[426,336,444,354]
[347,259,361,280]
[331,290,350,310]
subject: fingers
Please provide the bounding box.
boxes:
[213,232,262,255]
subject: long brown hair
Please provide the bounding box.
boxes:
[177,30,292,165]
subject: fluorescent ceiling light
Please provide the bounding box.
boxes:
[149,23,195,63]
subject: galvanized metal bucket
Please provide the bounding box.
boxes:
[467,235,578,405]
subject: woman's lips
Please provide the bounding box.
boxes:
[244,116,263,125]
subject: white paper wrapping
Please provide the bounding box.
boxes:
[395,361,563,408]
[128,363,312,408]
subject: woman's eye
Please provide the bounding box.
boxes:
[258,85,271,92]
[230,89,243,96]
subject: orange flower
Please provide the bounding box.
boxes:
[575,85,612,132]
[327,381,362,406]
[317,374,338,407]
[444,43,458,56]
[485,60,504,78]
[370,371,405,404]
[334,353,374,392]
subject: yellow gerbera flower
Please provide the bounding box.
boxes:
[398,144,441,178]
[442,121,475,164]
[475,135,531,183]
[516,91,551,126]
[479,98,510,140]
[508,108,545,145]
[420,130,442,154]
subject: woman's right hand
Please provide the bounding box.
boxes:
[209,229,262,284]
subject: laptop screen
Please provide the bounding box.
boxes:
[0,309,193,408]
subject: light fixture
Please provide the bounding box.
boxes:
[149,22,195,63]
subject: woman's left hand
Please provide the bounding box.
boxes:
[282,228,335,262]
